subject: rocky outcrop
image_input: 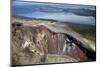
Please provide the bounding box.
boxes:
[11,19,95,65]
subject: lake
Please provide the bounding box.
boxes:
[12,1,96,25]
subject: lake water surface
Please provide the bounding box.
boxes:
[12,1,96,25]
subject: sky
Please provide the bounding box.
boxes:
[13,0,96,5]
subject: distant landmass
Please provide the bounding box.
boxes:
[12,1,96,25]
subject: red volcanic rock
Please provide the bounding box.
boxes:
[12,23,88,65]
[32,25,87,60]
